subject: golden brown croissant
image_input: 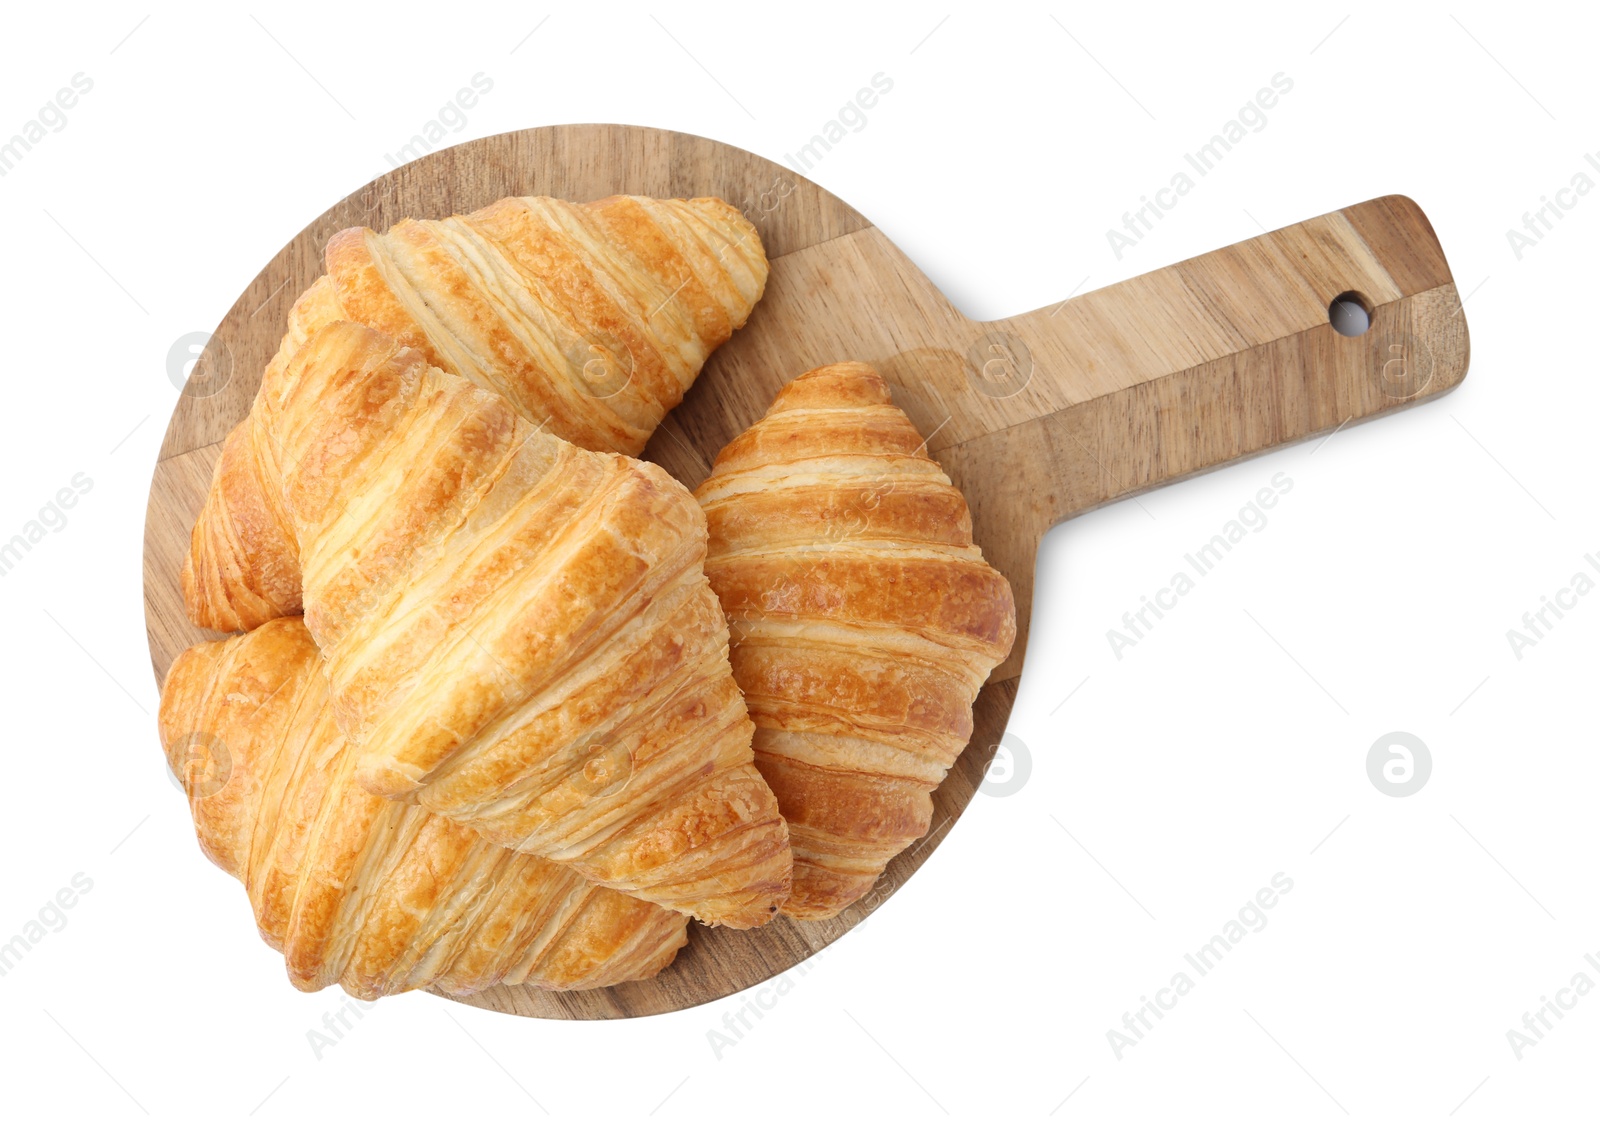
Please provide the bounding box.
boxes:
[158,617,690,999]
[183,194,768,633]
[693,362,1016,919]
[256,320,790,928]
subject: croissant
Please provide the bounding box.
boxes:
[257,320,790,928]
[184,193,768,633]
[693,363,1016,919]
[158,617,690,999]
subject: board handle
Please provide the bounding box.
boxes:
[930,195,1470,681]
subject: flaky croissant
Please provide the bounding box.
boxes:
[694,362,1016,919]
[257,320,791,928]
[184,194,768,633]
[158,617,690,999]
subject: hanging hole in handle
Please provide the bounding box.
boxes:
[1329,291,1372,337]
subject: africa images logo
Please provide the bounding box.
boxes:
[0,73,93,177]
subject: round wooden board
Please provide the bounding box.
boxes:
[143,124,1021,1020]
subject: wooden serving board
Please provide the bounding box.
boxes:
[143,124,1469,1020]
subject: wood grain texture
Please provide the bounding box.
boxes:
[143,124,1468,1019]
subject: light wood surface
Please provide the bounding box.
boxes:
[142,124,1469,1019]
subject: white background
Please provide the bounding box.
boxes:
[0,2,1593,1127]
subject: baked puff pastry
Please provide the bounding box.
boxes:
[158,617,690,999]
[259,321,790,928]
[184,193,768,633]
[694,363,1016,919]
